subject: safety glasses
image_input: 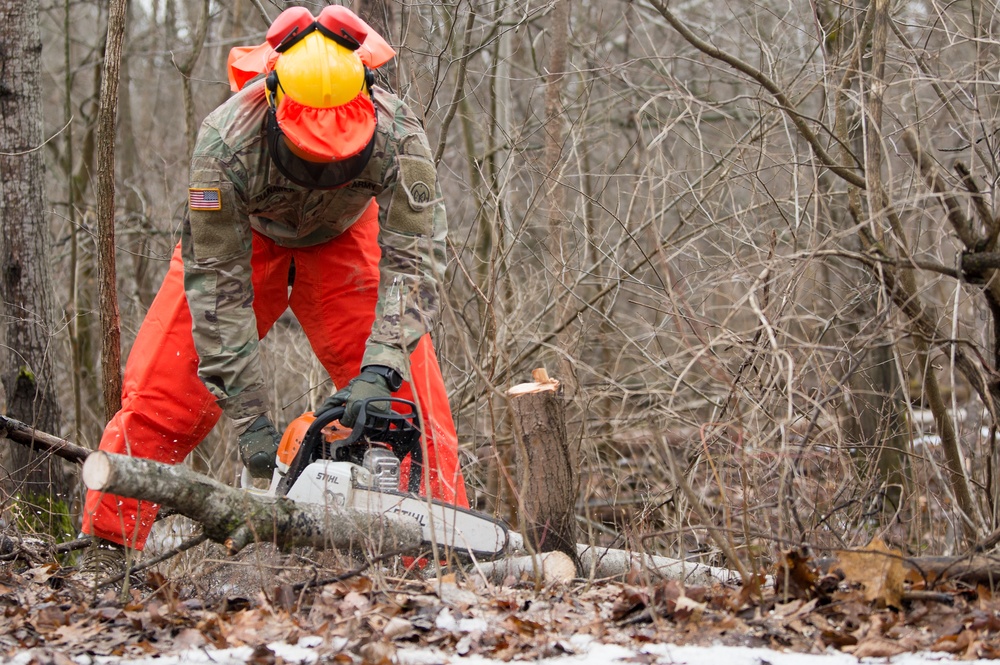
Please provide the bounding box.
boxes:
[266,5,369,54]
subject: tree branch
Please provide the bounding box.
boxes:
[645,0,866,189]
[0,414,91,465]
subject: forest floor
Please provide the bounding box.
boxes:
[3,530,1000,665]
[4,405,1000,663]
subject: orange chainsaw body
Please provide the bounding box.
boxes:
[276,412,353,467]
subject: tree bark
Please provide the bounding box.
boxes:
[0,0,73,508]
[117,1,155,311]
[472,551,577,585]
[82,452,423,555]
[95,0,128,422]
[1,415,91,466]
[507,369,580,570]
[857,0,910,519]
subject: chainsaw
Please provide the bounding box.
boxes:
[243,397,520,560]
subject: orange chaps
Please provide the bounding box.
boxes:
[83,204,468,549]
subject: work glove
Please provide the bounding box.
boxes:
[321,368,395,428]
[236,414,280,479]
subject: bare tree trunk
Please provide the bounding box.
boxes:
[815,0,910,523]
[543,0,572,378]
[68,23,106,439]
[507,369,580,570]
[544,0,570,263]
[0,0,74,522]
[95,0,129,422]
[863,0,913,519]
[60,0,81,443]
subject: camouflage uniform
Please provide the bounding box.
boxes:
[184,79,445,422]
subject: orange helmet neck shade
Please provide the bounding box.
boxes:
[265,90,376,189]
[274,88,376,162]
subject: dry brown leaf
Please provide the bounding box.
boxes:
[673,595,706,622]
[774,548,817,600]
[503,615,544,637]
[341,590,370,612]
[53,620,105,645]
[932,629,973,654]
[246,644,276,665]
[611,587,649,621]
[846,637,908,658]
[383,616,414,640]
[172,627,207,650]
[359,640,395,664]
[836,537,906,609]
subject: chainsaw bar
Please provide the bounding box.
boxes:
[284,460,519,560]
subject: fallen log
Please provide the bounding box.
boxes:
[12,418,1000,588]
[906,555,1000,586]
[578,546,745,586]
[471,546,746,586]
[0,414,91,465]
[472,551,577,585]
[82,452,422,555]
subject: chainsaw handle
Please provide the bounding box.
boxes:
[309,396,419,441]
[277,397,423,497]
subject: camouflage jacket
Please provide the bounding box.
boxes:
[181,80,446,421]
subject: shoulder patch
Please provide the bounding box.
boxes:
[189,188,222,211]
[385,154,437,235]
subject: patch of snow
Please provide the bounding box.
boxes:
[397,637,1000,665]
[6,634,996,665]
[435,607,459,632]
[459,616,489,633]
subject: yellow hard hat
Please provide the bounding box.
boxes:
[273,31,366,110]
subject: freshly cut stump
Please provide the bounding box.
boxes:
[507,368,580,572]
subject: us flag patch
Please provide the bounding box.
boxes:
[189,188,222,211]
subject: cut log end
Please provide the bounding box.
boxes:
[540,550,577,583]
[82,451,112,491]
[507,367,561,396]
[473,551,577,585]
[507,379,560,396]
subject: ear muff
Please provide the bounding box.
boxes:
[266,70,280,106]
[364,66,375,92]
